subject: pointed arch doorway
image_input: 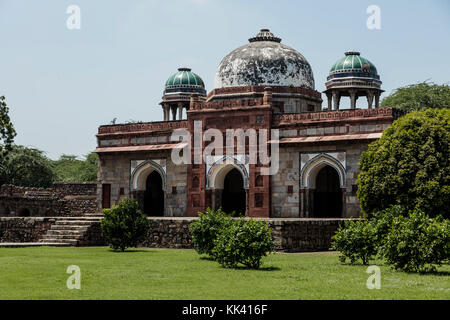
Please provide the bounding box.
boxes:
[144,171,164,216]
[311,165,342,218]
[221,168,246,215]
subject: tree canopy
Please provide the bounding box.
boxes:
[0,145,55,188]
[357,108,450,219]
[0,146,98,188]
[52,153,98,182]
[0,96,16,156]
[381,81,450,112]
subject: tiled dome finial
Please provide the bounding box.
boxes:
[248,29,281,43]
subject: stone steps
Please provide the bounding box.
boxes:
[39,237,79,245]
[50,225,88,231]
[39,217,101,246]
[45,230,85,236]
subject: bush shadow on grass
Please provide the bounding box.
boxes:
[425,270,450,276]
[196,255,280,271]
[409,269,450,276]
[107,248,159,253]
[199,255,215,261]
[221,265,281,272]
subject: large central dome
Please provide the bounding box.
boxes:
[214,29,315,90]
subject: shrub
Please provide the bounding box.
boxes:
[357,108,450,219]
[331,219,378,265]
[212,218,274,269]
[101,198,150,251]
[190,208,232,257]
[380,210,450,273]
[369,205,407,245]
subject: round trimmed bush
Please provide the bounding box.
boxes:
[101,198,150,252]
[212,218,274,269]
[189,208,233,257]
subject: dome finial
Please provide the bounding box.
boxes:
[345,50,360,56]
[178,67,192,71]
[249,29,281,43]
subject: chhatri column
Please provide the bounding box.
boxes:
[326,92,332,110]
[349,89,357,109]
[332,92,340,110]
[366,90,374,109]
[162,104,170,121]
[177,102,184,120]
[374,92,381,108]
[171,105,177,121]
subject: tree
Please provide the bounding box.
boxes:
[357,109,450,218]
[79,153,98,182]
[381,81,450,112]
[0,145,55,188]
[0,96,16,156]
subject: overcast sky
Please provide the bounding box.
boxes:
[0,0,449,159]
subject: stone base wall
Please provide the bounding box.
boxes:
[0,183,97,217]
[0,217,55,242]
[0,217,344,252]
[270,218,345,252]
[140,217,194,249]
[138,217,344,252]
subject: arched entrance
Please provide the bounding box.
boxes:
[144,171,164,216]
[221,168,246,215]
[312,165,342,217]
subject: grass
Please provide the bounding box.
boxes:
[0,247,449,300]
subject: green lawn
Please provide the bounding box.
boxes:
[0,247,448,300]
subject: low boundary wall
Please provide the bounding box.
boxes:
[0,217,346,252]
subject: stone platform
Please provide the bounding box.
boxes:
[0,216,347,252]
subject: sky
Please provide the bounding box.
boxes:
[0,0,449,159]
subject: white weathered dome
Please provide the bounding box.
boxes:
[214,29,315,90]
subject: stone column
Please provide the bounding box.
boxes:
[177,102,183,120]
[374,92,380,108]
[341,187,347,218]
[332,92,340,110]
[366,90,374,109]
[326,92,332,110]
[171,105,177,121]
[162,104,170,121]
[349,89,357,109]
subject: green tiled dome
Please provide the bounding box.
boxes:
[330,51,377,73]
[165,68,205,88]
